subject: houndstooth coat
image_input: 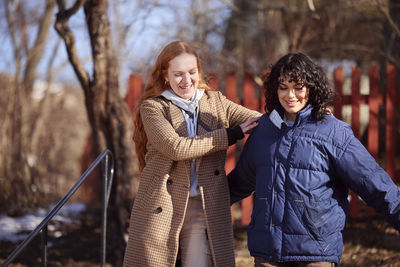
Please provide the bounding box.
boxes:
[123,90,261,267]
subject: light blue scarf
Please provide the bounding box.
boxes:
[161,89,205,196]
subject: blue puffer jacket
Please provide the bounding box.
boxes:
[228,105,400,264]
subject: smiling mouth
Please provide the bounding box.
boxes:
[179,84,193,90]
[286,101,297,106]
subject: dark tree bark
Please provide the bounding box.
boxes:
[55,0,139,264]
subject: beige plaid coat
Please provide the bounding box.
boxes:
[123,90,261,267]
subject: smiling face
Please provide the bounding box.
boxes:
[165,53,199,100]
[277,76,309,121]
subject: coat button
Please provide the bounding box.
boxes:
[214,170,220,176]
[167,179,173,185]
[156,207,162,213]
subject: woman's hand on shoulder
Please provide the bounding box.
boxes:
[240,117,260,134]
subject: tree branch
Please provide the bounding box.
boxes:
[54,0,90,90]
[30,41,61,153]
[377,1,400,38]
[16,2,29,57]
[219,0,240,13]
[307,0,316,12]
[57,0,86,19]
[309,43,400,69]
[5,0,22,79]
[24,0,56,94]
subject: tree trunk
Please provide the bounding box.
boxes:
[55,0,139,264]
[83,2,138,263]
[2,0,56,214]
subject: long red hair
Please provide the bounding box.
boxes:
[133,41,210,171]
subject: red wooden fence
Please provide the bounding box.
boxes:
[82,64,399,224]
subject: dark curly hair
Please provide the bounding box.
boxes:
[264,53,335,120]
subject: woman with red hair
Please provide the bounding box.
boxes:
[123,41,260,267]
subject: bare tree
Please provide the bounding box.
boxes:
[221,0,400,73]
[1,0,56,214]
[55,0,139,263]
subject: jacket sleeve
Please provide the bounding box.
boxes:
[333,132,400,231]
[218,91,262,127]
[141,99,229,161]
[227,132,257,204]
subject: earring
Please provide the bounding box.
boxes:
[165,79,168,84]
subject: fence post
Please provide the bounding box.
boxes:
[225,73,240,104]
[333,66,344,120]
[348,67,361,218]
[368,65,380,160]
[367,65,381,216]
[237,73,259,226]
[126,74,143,114]
[385,64,396,181]
[224,73,240,224]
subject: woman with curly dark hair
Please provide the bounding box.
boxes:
[228,53,400,267]
[263,52,334,120]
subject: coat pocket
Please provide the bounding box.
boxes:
[289,199,324,242]
[133,174,160,211]
[289,198,344,254]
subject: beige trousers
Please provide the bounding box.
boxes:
[179,196,213,267]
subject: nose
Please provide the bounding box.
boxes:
[182,73,190,84]
[288,88,296,98]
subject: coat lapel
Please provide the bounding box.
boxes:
[169,103,188,137]
[197,92,215,135]
[196,92,216,173]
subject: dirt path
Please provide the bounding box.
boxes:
[1,215,400,266]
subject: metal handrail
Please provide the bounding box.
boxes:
[1,149,114,267]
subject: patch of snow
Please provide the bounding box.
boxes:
[0,202,86,243]
[53,231,63,238]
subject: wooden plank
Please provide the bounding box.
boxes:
[368,65,380,159]
[125,74,143,113]
[367,65,380,216]
[349,66,361,218]
[225,73,239,104]
[243,73,259,110]
[334,67,344,120]
[385,64,396,181]
[224,73,239,223]
[240,73,258,225]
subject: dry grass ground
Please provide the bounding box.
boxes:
[1,213,400,266]
[234,216,400,267]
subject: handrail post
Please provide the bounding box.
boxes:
[41,225,48,267]
[101,153,110,267]
[1,149,114,267]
